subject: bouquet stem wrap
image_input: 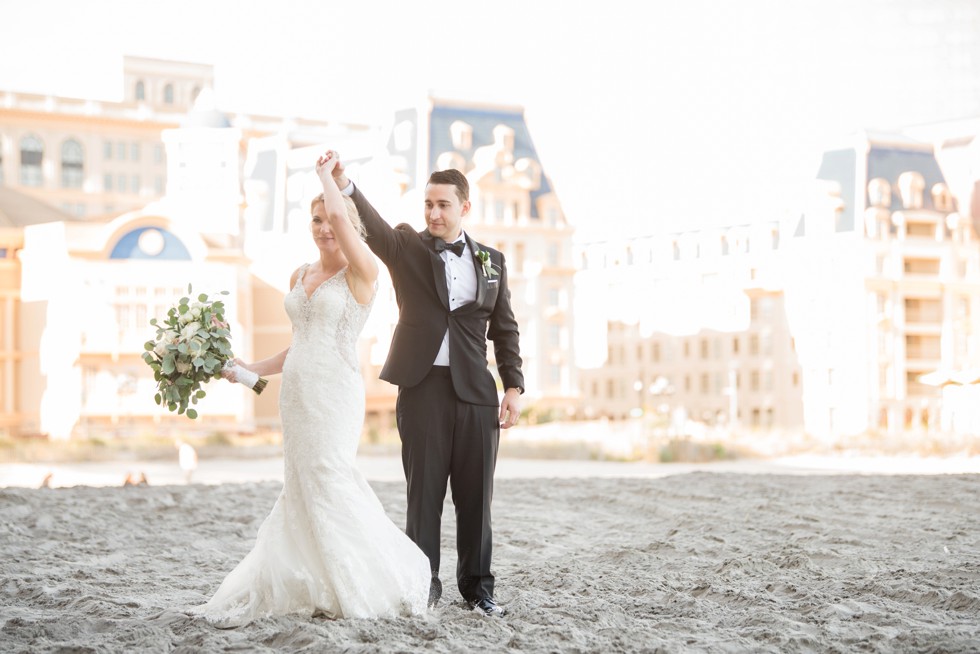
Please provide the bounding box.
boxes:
[224,361,268,394]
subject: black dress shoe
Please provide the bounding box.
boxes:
[468,597,506,617]
[428,576,442,608]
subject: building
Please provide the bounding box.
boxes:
[578,130,980,440]
[0,62,577,440]
[0,57,379,438]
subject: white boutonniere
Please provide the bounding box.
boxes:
[475,250,498,279]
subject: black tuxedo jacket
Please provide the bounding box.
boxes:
[351,186,524,407]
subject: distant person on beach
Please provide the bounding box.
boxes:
[176,440,197,484]
[188,151,429,627]
[325,150,524,618]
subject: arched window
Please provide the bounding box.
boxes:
[20,135,44,186]
[61,139,84,188]
[109,226,192,260]
[135,80,145,101]
[163,83,174,105]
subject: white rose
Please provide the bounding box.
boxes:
[153,340,168,357]
[164,329,179,343]
[181,322,202,340]
[176,360,192,374]
[178,310,194,325]
[190,304,203,319]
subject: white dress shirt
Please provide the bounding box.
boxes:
[433,235,476,365]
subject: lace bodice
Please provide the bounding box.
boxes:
[284,265,374,373]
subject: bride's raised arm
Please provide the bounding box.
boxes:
[315,152,378,304]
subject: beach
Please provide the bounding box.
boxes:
[1,459,979,652]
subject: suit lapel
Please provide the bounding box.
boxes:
[467,234,488,308]
[420,230,450,309]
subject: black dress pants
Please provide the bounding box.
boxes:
[396,366,499,601]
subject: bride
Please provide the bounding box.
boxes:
[190,152,430,626]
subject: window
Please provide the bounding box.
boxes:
[164,84,174,104]
[117,175,127,193]
[733,337,740,354]
[700,373,710,394]
[192,86,201,102]
[131,143,140,161]
[154,144,164,164]
[135,80,145,101]
[61,139,84,188]
[104,174,113,192]
[104,141,113,159]
[750,370,760,391]
[0,135,4,184]
[549,364,561,385]
[547,242,559,267]
[700,338,709,359]
[749,334,759,356]
[20,135,44,186]
[117,142,126,160]
[548,323,561,347]
[652,342,661,363]
[546,287,559,307]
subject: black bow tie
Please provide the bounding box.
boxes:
[434,238,465,257]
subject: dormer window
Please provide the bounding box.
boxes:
[931,183,954,212]
[163,83,174,105]
[492,124,514,154]
[897,172,924,210]
[868,177,891,208]
[450,121,472,151]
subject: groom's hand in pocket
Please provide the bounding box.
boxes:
[499,388,522,429]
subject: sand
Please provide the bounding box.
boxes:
[1,469,979,653]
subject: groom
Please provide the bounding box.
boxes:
[323,151,524,618]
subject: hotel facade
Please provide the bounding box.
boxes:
[577,131,980,440]
[0,58,575,439]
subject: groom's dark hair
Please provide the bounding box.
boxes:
[428,168,469,203]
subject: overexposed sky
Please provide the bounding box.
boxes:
[2,0,979,240]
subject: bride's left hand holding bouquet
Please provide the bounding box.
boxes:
[142,285,267,419]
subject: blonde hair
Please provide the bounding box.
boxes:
[310,193,366,239]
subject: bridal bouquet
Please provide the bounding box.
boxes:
[142,285,267,419]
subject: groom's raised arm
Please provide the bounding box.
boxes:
[331,160,409,266]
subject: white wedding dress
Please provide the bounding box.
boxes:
[191,265,430,626]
